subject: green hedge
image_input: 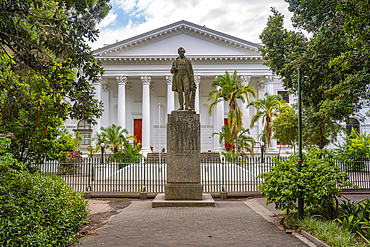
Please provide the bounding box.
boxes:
[0,152,89,246]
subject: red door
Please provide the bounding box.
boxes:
[134,119,142,148]
[224,118,233,151]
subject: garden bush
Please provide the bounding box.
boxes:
[336,198,370,244]
[257,147,353,217]
[0,139,89,246]
[334,129,370,171]
[287,213,366,247]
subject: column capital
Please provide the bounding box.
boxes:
[166,75,173,85]
[95,76,106,85]
[261,75,273,84]
[194,75,201,85]
[239,75,251,85]
[141,75,151,85]
[116,75,127,85]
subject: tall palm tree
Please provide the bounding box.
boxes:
[206,70,256,152]
[248,93,291,148]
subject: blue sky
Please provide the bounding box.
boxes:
[89,0,295,50]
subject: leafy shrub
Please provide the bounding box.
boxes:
[334,129,370,171]
[0,139,89,246]
[287,213,366,247]
[336,198,370,244]
[257,147,353,217]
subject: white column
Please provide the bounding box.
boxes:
[256,79,266,145]
[116,76,127,129]
[240,75,251,130]
[265,75,274,95]
[194,75,201,114]
[166,75,174,115]
[101,78,110,128]
[93,78,102,144]
[213,84,225,153]
[141,75,151,156]
[258,76,278,152]
[265,75,277,150]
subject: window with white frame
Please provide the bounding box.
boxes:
[76,120,92,153]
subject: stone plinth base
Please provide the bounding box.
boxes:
[165,110,202,200]
[152,193,215,208]
[165,183,202,200]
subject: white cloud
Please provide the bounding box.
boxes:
[96,12,118,29]
[89,0,296,50]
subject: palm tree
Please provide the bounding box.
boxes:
[213,125,235,153]
[206,70,256,152]
[237,128,255,155]
[248,93,291,148]
[213,125,255,156]
[100,124,137,154]
[93,132,106,153]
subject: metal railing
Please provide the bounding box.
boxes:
[34,156,370,193]
[336,157,370,191]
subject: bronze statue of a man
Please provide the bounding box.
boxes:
[171,47,196,111]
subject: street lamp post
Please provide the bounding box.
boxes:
[101,143,105,163]
[99,143,105,181]
[261,143,265,163]
[298,68,304,219]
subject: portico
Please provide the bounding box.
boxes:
[66,20,291,156]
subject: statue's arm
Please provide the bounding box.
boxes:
[170,60,177,74]
[188,60,195,85]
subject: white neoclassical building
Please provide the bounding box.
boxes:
[65,20,370,156]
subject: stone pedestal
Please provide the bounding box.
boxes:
[165,110,202,200]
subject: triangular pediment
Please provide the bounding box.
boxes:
[94,20,261,57]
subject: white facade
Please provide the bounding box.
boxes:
[65,20,370,156]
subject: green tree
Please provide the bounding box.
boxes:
[206,70,256,152]
[258,147,353,217]
[248,93,291,148]
[0,0,110,164]
[260,6,369,128]
[301,106,343,149]
[272,108,298,153]
[272,104,343,150]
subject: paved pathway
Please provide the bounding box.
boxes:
[79,200,308,247]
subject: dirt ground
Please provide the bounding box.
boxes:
[78,198,133,235]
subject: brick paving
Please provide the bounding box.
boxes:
[79,200,308,247]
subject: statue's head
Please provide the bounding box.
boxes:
[178,47,185,58]
[178,47,185,53]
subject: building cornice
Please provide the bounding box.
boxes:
[93,20,261,56]
[96,55,263,64]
